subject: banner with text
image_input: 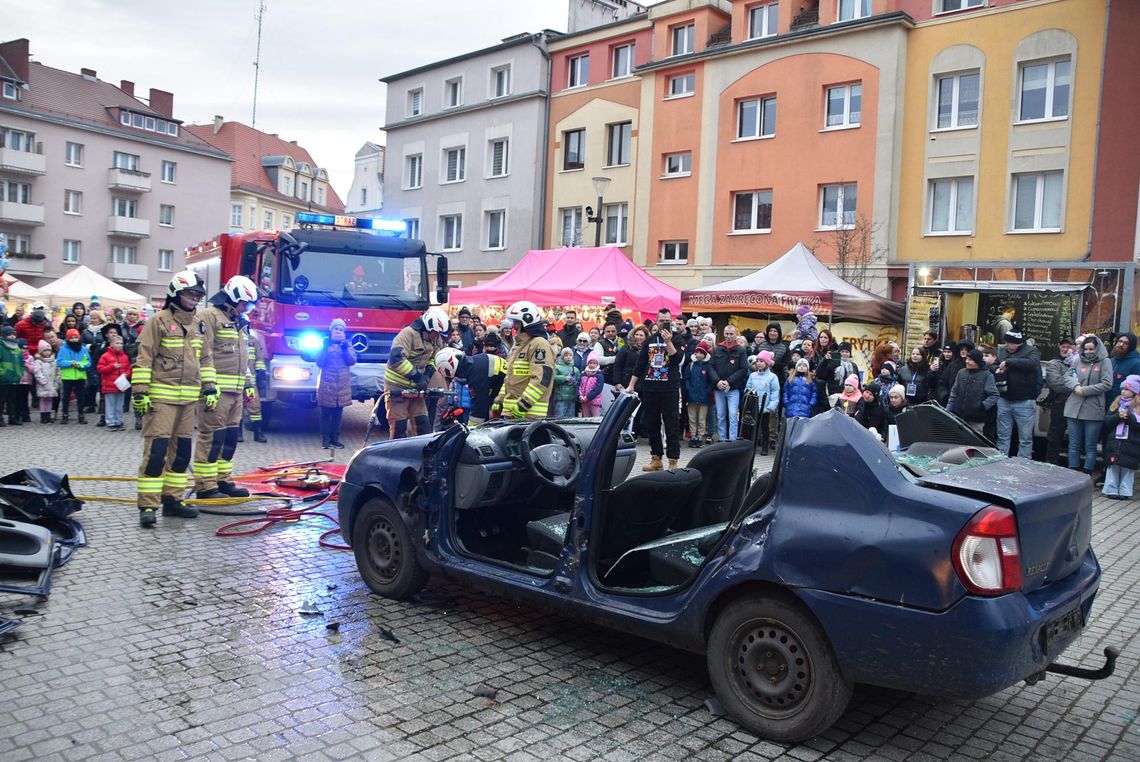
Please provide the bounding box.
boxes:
[684,290,833,314]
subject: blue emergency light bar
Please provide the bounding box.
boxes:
[295,211,407,235]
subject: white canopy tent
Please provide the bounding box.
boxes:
[2,272,48,306]
[37,265,148,309]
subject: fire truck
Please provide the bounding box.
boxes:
[184,212,448,426]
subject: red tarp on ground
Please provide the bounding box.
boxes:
[449,247,681,320]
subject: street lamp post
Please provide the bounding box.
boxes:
[585,176,611,247]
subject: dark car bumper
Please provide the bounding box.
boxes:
[797,549,1101,698]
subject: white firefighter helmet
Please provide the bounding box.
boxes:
[434,347,464,380]
[421,306,449,334]
[505,300,542,329]
[167,270,207,298]
[222,275,259,304]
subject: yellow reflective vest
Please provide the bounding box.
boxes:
[202,304,252,394]
[132,306,216,405]
[497,331,554,419]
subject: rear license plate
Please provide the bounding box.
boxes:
[1041,604,1084,651]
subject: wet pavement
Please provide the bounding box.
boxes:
[1,403,1137,761]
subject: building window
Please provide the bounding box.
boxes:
[405,154,423,189]
[2,82,17,100]
[604,202,629,246]
[733,190,773,232]
[264,210,274,229]
[360,188,368,206]
[158,249,174,272]
[560,207,583,247]
[407,88,423,116]
[1019,58,1071,122]
[112,151,140,171]
[440,214,463,251]
[112,197,137,218]
[299,181,309,201]
[1012,172,1063,232]
[671,23,695,55]
[663,152,692,177]
[111,245,137,264]
[63,239,80,264]
[443,147,466,183]
[935,72,979,129]
[738,96,777,139]
[282,174,293,196]
[445,77,463,108]
[492,65,511,98]
[231,204,243,227]
[64,189,81,215]
[837,0,871,21]
[2,232,30,254]
[405,218,420,239]
[281,214,291,229]
[0,128,34,152]
[929,177,974,234]
[315,185,325,205]
[660,241,689,263]
[485,210,506,250]
[159,204,175,227]
[161,160,177,183]
[606,122,632,167]
[825,83,862,128]
[748,2,779,39]
[65,142,84,167]
[249,206,258,229]
[611,43,634,78]
[938,0,983,12]
[563,129,585,171]
[820,183,858,229]
[1,180,30,204]
[568,54,589,88]
[667,73,695,98]
[488,138,509,177]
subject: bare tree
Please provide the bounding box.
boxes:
[813,213,887,292]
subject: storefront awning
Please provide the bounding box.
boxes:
[931,280,1089,293]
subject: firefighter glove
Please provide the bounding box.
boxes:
[243,385,256,404]
[132,393,151,415]
[202,386,220,411]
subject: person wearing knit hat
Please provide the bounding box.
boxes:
[745,348,781,454]
[578,350,605,417]
[684,337,714,447]
[782,358,816,419]
[315,317,357,449]
[886,382,909,427]
[552,346,580,418]
[56,326,92,424]
[996,326,1042,456]
[856,381,887,439]
[695,340,712,356]
[31,339,60,423]
[834,373,862,417]
[947,347,998,434]
[1103,374,1140,498]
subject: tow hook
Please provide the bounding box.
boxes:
[1045,646,1119,681]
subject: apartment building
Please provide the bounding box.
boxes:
[345,142,384,217]
[381,32,558,286]
[185,118,344,237]
[0,38,230,302]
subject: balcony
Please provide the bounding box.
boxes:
[107,215,151,238]
[0,147,46,175]
[0,200,45,226]
[111,262,149,283]
[6,253,46,275]
[107,168,152,193]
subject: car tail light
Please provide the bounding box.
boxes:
[952,505,1022,595]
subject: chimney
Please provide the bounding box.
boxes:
[148,87,173,117]
[213,115,224,135]
[81,67,97,79]
[0,38,30,82]
[289,140,298,145]
[120,80,134,97]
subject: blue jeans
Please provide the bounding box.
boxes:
[1103,465,1135,497]
[104,392,123,427]
[553,399,577,418]
[1067,417,1103,471]
[714,388,740,441]
[997,398,1037,457]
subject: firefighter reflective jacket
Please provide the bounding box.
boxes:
[498,331,554,418]
[248,330,267,373]
[385,324,441,391]
[202,305,252,394]
[132,307,216,404]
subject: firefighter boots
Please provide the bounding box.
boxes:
[161,495,199,518]
[139,508,157,528]
[217,481,250,498]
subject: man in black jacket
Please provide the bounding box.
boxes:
[995,331,1042,456]
[557,310,582,350]
[708,324,749,441]
[628,308,685,471]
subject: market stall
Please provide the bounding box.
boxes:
[2,272,48,307]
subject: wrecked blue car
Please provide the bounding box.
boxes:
[338,394,1112,741]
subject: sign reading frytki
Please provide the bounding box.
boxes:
[683,291,833,313]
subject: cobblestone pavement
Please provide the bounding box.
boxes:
[1,403,1137,761]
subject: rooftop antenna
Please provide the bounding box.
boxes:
[252,0,266,127]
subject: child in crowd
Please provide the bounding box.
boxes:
[56,328,91,424]
[685,340,713,447]
[553,347,580,419]
[783,358,816,419]
[857,381,888,440]
[32,340,59,423]
[96,334,131,431]
[885,383,909,427]
[0,325,21,426]
[578,352,604,418]
[834,374,863,417]
[315,318,357,449]
[1104,374,1140,499]
[745,350,781,455]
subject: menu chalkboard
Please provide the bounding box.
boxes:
[978,292,1075,360]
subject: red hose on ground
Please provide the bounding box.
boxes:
[214,489,351,550]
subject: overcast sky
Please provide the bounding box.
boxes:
[3,0,569,201]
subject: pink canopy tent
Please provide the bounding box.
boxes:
[449,247,681,320]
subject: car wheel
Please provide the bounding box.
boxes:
[352,498,427,599]
[707,594,851,743]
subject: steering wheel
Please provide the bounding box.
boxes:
[518,421,581,490]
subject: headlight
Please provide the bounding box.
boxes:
[298,331,324,352]
[273,366,312,382]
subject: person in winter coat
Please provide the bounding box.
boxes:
[571,331,592,372]
[0,325,23,426]
[56,328,91,424]
[96,334,131,430]
[856,381,888,439]
[1063,335,1113,472]
[869,344,895,380]
[948,349,999,434]
[885,384,909,427]
[816,341,860,407]
[994,331,1043,457]
[898,348,932,406]
[875,360,898,400]
[1108,333,1140,404]
[753,323,788,382]
[929,344,955,406]
[552,347,580,419]
[745,350,781,455]
[613,326,646,394]
[833,374,862,417]
[31,340,59,423]
[783,358,817,419]
[1103,375,1140,499]
[709,325,750,440]
[13,338,32,423]
[936,341,974,405]
[315,318,357,449]
[14,301,50,348]
[684,340,713,447]
[1042,337,1076,465]
[578,352,605,418]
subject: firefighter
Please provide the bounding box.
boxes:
[192,275,259,499]
[244,328,268,442]
[383,306,448,438]
[435,346,505,426]
[494,300,555,420]
[132,271,218,527]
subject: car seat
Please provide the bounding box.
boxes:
[676,440,755,528]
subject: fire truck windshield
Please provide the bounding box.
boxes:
[278,247,428,310]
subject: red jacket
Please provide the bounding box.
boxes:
[96,346,132,393]
[14,316,48,347]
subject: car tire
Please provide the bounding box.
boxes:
[353,497,427,599]
[707,594,851,743]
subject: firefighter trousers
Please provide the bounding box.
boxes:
[385,391,429,439]
[193,392,243,491]
[244,386,262,424]
[137,402,196,509]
